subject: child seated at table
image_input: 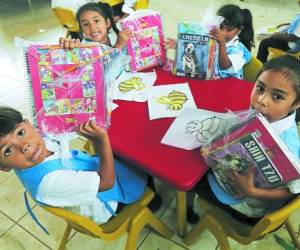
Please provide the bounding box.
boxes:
[193,55,300,224]
[165,4,254,80]
[0,106,147,224]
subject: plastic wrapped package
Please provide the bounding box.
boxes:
[24,44,110,134]
[174,6,223,79]
[120,9,166,72]
[201,110,300,204]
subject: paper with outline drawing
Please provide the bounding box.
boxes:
[113,70,157,102]
[147,82,196,120]
[161,107,240,150]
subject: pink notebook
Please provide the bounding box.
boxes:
[26,45,109,133]
[205,113,300,198]
[120,10,166,71]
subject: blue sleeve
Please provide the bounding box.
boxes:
[279,123,300,159]
[287,14,300,37]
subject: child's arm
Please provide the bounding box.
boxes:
[210,28,232,70]
[114,29,133,49]
[229,167,293,200]
[165,38,177,50]
[76,121,115,191]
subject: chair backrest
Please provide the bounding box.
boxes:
[52,7,79,32]
[196,194,300,245]
[251,195,300,237]
[243,56,263,83]
[268,47,300,60]
[43,187,154,241]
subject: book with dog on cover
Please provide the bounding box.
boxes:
[25,44,110,134]
[175,22,217,79]
[120,9,166,72]
[204,113,300,198]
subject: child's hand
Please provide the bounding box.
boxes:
[75,120,108,144]
[228,166,256,197]
[209,28,226,45]
[115,29,134,49]
[59,37,81,49]
[164,38,177,49]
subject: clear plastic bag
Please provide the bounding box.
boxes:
[120,9,166,71]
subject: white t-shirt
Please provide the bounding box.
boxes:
[36,137,118,224]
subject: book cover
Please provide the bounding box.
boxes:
[26,45,109,134]
[205,113,300,197]
[120,9,166,72]
[175,22,217,79]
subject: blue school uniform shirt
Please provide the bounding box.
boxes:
[287,13,300,37]
[14,149,147,215]
[208,112,300,207]
[214,36,251,79]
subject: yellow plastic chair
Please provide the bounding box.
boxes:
[243,56,263,83]
[44,187,173,250]
[52,7,79,38]
[268,47,300,60]
[183,196,300,250]
[101,0,149,9]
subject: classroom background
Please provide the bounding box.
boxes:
[0,0,299,249]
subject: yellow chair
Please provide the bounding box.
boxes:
[44,187,173,250]
[268,47,300,60]
[101,0,149,9]
[183,196,300,250]
[243,56,263,83]
[52,7,80,38]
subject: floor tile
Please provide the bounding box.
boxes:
[0,212,15,236]
[1,223,50,250]
[0,174,36,222]
[17,205,69,249]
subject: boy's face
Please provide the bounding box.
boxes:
[0,120,49,171]
[250,70,299,123]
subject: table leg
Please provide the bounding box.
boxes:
[176,191,187,237]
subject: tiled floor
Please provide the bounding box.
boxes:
[0,0,300,249]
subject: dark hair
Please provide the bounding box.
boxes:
[76,2,119,35]
[0,106,23,137]
[217,4,254,51]
[257,55,300,102]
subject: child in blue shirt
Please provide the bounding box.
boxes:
[194,55,300,223]
[165,4,254,80]
[210,4,254,79]
[0,111,146,224]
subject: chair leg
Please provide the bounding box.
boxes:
[57,223,72,250]
[125,208,173,250]
[285,219,300,250]
[184,213,231,250]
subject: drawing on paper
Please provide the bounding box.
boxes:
[156,90,187,110]
[185,116,226,143]
[118,76,145,93]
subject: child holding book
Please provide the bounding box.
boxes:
[58,2,133,49]
[165,4,254,80]
[0,107,147,224]
[193,55,300,223]
[256,0,300,63]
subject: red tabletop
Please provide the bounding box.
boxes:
[108,67,254,191]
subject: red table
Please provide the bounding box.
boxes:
[108,67,253,235]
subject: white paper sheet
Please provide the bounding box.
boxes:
[147,83,197,120]
[113,71,157,102]
[161,107,240,150]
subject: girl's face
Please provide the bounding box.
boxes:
[80,10,111,44]
[220,23,240,43]
[0,121,50,171]
[250,70,299,123]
